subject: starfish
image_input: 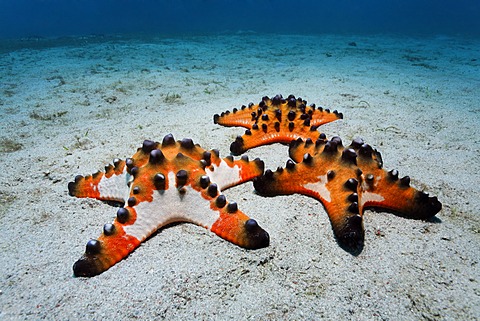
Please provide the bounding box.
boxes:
[68,134,269,277]
[213,94,343,155]
[253,136,442,252]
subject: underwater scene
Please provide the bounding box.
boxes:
[1,1,479,320]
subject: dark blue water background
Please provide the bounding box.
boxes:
[1,0,479,39]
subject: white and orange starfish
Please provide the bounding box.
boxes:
[69,134,269,277]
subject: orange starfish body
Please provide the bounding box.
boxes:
[253,136,441,252]
[69,134,269,277]
[214,94,343,155]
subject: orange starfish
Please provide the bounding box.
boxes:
[69,134,269,277]
[253,136,441,252]
[214,94,343,155]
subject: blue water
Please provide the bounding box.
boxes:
[1,0,479,39]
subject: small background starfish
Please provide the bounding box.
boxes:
[254,136,442,252]
[214,94,343,155]
[69,134,269,277]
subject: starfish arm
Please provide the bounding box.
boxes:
[213,105,256,129]
[289,137,329,162]
[68,159,129,203]
[344,137,442,219]
[230,123,322,156]
[130,135,210,166]
[72,221,142,277]
[320,179,364,252]
[359,169,442,219]
[206,153,264,190]
[210,204,270,249]
[309,107,344,126]
[254,157,364,251]
[254,166,307,197]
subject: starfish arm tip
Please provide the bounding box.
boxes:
[405,193,442,220]
[73,256,103,277]
[230,141,245,156]
[252,175,269,195]
[332,214,365,255]
[243,219,270,249]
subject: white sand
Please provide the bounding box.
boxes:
[0,34,479,320]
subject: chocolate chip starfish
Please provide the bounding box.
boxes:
[214,94,343,155]
[253,136,442,252]
[68,134,269,277]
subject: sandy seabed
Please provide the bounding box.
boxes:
[0,33,479,320]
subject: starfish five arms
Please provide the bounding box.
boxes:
[214,94,343,155]
[253,136,442,252]
[68,134,269,277]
